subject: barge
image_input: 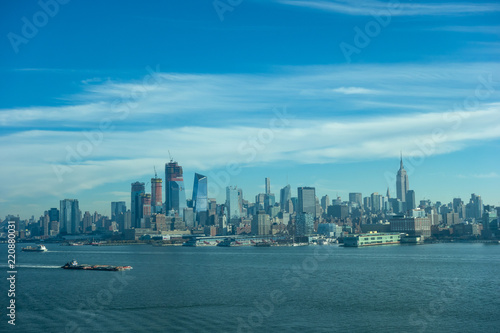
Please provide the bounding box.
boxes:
[62,260,132,271]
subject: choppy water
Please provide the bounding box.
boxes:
[1,243,499,332]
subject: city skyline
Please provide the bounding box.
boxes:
[3,155,497,220]
[1,1,499,218]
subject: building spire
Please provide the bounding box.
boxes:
[400,151,404,170]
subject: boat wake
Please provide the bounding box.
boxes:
[0,264,61,269]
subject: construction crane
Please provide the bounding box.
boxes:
[168,150,173,162]
[154,166,157,178]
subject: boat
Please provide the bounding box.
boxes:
[255,242,271,247]
[22,245,48,252]
[61,259,132,271]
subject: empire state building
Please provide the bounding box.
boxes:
[396,154,409,203]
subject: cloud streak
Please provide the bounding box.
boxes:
[1,62,499,129]
[277,0,500,16]
[2,104,500,199]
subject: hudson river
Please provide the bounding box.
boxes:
[1,243,499,332]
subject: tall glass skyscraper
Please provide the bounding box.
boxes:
[131,182,145,228]
[60,199,80,234]
[111,201,126,219]
[192,173,208,226]
[280,185,291,212]
[297,187,316,216]
[165,161,187,217]
[226,186,241,223]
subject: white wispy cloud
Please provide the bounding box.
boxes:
[277,0,500,16]
[331,86,378,94]
[1,62,500,203]
[2,105,500,199]
[1,62,499,128]
[432,25,500,35]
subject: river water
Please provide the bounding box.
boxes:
[1,242,498,332]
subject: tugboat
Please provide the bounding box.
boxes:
[61,259,132,271]
[22,244,48,252]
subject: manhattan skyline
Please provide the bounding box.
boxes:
[1,1,500,218]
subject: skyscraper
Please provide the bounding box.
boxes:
[150,177,163,214]
[165,160,187,217]
[371,192,382,212]
[321,195,330,213]
[406,190,416,211]
[349,193,362,206]
[59,199,80,234]
[251,210,271,235]
[296,212,314,236]
[111,201,126,219]
[131,182,145,228]
[468,193,483,220]
[297,187,316,216]
[192,173,208,226]
[265,177,271,195]
[82,211,92,233]
[396,154,409,203]
[226,186,241,223]
[48,208,59,222]
[280,185,291,212]
[141,193,151,219]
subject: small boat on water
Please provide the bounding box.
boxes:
[22,245,48,252]
[61,259,132,271]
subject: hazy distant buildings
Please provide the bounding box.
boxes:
[280,185,291,212]
[82,211,92,233]
[165,160,187,217]
[452,198,466,219]
[251,210,270,235]
[396,154,409,204]
[297,187,316,216]
[141,193,151,225]
[183,207,194,228]
[467,193,483,221]
[317,223,342,237]
[371,192,382,213]
[111,201,126,219]
[296,212,314,236]
[349,193,362,207]
[406,190,416,211]
[48,208,59,222]
[131,182,145,228]
[328,203,348,219]
[192,173,208,226]
[321,195,330,213]
[60,199,80,234]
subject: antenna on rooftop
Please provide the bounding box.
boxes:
[168,150,173,162]
[154,166,157,178]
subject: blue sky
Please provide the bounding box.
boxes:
[1,0,499,219]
